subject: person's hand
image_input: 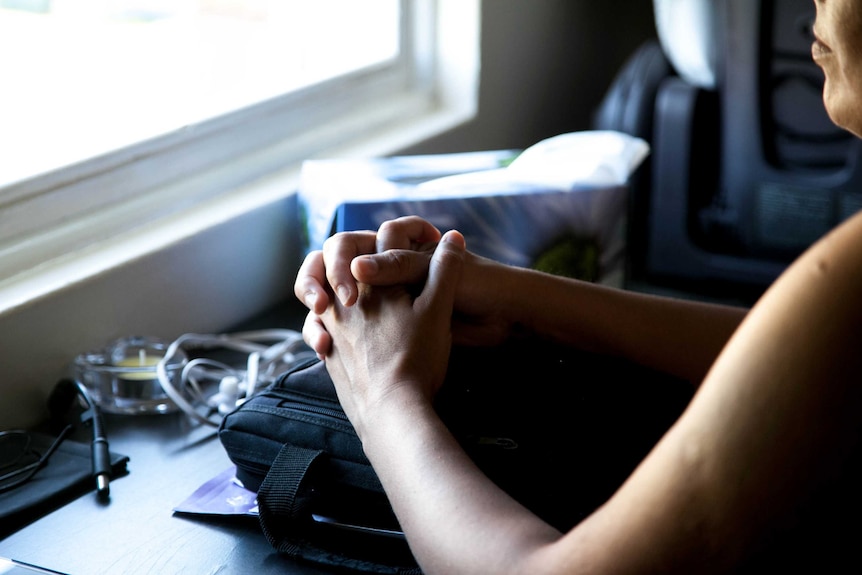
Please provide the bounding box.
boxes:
[319,230,466,434]
[294,216,443,357]
[295,216,517,357]
[296,216,443,313]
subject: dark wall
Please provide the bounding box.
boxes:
[405,0,658,154]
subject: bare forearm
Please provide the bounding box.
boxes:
[496,265,747,384]
[358,389,563,575]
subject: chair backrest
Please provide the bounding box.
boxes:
[598,0,862,300]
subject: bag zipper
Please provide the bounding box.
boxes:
[264,389,350,423]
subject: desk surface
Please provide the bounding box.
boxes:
[0,302,338,575]
[0,411,332,575]
[0,315,691,575]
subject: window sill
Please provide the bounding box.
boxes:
[0,102,474,430]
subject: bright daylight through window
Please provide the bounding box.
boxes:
[0,0,478,311]
[0,0,400,189]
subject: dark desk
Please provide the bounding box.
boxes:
[0,302,696,575]
[0,302,336,574]
[0,411,330,574]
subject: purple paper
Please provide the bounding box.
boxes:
[174,467,258,516]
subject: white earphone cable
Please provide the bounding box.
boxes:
[155,329,315,427]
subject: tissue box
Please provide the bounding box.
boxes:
[333,186,627,285]
[299,132,649,286]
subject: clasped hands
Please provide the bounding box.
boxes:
[293,216,512,434]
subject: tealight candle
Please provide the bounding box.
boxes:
[73,336,186,415]
[115,349,163,381]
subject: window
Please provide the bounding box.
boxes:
[0,0,401,190]
[0,0,479,302]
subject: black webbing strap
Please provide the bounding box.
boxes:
[256,443,422,574]
[257,443,323,555]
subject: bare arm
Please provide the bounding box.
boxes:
[320,232,570,574]
[460,257,747,384]
[295,217,746,384]
[563,208,862,571]
[320,212,862,574]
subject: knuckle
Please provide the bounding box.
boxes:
[377,220,412,250]
[298,249,322,273]
[304,248,323,261]
[377,220,397,234]
[321,235,340,255]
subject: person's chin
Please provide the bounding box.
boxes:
[824,91,862,137]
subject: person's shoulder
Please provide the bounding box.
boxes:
[756,209,862,323]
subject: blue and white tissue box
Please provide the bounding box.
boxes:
[298,131,650,287]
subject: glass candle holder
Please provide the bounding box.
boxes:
[73,336,187,415]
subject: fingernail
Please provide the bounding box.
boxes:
[336,284,350,305]
[442,230,466,248]
[304,291,317,310]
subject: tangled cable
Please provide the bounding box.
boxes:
[155,329,317,427]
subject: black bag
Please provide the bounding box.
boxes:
[220,355,416,573]
[218,341,693,573]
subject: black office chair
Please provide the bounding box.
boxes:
[596,0,862,301]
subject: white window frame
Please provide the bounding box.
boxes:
[0,0,480,312]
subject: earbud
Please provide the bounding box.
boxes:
[209,375,241,415]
